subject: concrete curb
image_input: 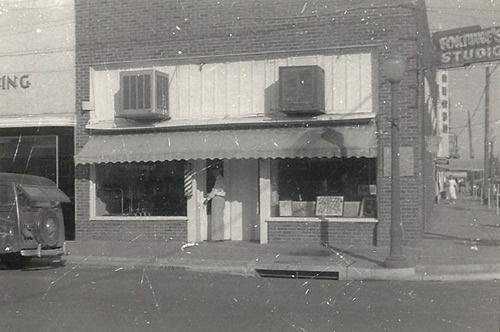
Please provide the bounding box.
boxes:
[416,263,500,274]
[65,255,257,277]
[346,267,416,281]
[418,272,500,282]
[64,255,500,281]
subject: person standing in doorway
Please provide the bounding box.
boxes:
[447,175,458,205]
[204,166,226,241]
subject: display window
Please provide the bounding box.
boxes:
[0,135,57,182]
[275,158,377,218]
[95,161,187,217]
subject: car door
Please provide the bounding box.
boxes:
[17,184,70,248]
[0,183,19,251]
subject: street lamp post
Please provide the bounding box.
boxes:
[384,56,409,268]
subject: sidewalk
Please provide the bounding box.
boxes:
[64,195,500,281]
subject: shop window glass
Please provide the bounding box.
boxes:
[0,135,57,182]
[95,162,187,217]
[276,158,377,217]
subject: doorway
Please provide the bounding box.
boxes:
[206,159,259,241]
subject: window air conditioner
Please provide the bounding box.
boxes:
[279,65,325,115]
[118,70,170,121]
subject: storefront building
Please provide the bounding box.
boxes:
[1,1,75,239]
[74,0,438,246]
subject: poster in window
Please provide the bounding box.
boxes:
[315,196,344,216]
[343,201,360,217]
[279,200,293,217]
[360,196,377,218]
[358,185,377,196]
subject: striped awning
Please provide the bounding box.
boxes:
[74,123,377,164]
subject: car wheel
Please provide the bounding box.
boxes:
[0,253,32,269]
[35,209,62,247]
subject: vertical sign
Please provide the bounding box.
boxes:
[437,70,450,158]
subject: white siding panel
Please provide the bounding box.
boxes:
[359,53,373,113]
[213,64,228,117]
[92,70,116,122]
[252,60,266,115]
[333,55,347,112]
[288,55,318,66]
[201,63,216,115]
[92,52,374,122]
[319,55,334,113]
[346,55,362,112]
[167,66,180,119]
[274,58,290,113]
[226,62,241,116]
[176,65,192,119]
[264,59,280,114]
[189,65,202,119]
[239,62,253,116]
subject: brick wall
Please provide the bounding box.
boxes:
[74,0,433,245]
[77,218,187,242]
[268,220,376,246]
[74,165,90,239]
[75,0,418,63]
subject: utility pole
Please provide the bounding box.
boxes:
[468,110,474,159]
[489,139,494,209]
[484,67,490,204]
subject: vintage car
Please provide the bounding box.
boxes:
[0,173,70,269]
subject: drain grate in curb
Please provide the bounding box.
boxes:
[256,269,339,280]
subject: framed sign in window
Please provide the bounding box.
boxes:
[360,196,377,218]
[315,196,344,216]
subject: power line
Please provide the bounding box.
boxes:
[426,7,499,21]
[427,5,500,13]
[0,0,38,3]
[0,47,74,58]
[0,3,73,11]
[453,86,485,137]
[0,18,72,32]
[426,8,498,22]
[0,68,74,75]
[452,63,500,138]
[451,117,500,131]
[0,23,73,40]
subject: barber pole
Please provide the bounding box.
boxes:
[184,162,193,198]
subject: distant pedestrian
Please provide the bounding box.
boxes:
[447,176,458,205]
[204,166,226,241]
[458,178,465,193]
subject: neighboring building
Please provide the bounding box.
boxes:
[0,1,75,238]
[74,0,438,246]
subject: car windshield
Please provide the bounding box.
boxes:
[17,185,70,203]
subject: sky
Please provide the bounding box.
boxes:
[426,0,500,160]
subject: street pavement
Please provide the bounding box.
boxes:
[64,195,500,281]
